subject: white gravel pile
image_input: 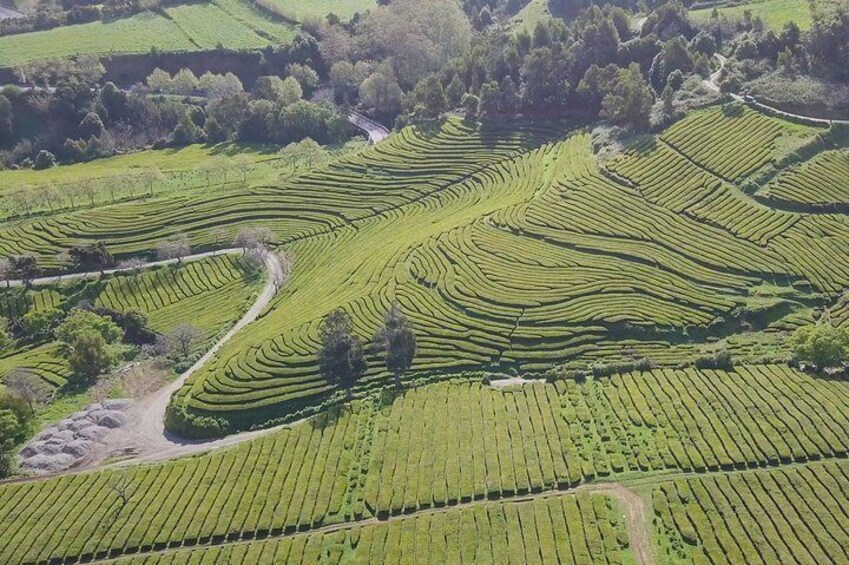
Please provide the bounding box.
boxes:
[19,399,134,475]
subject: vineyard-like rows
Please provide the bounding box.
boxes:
[108,492,630,565]
[96,255,256,334]
[763,148,849,207]
[1,365,846,563]
[653,460,849,563]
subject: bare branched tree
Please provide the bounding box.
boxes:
[5,368,52,413]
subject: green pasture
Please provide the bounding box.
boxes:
[0,0,296,67]
[689,0,814,30]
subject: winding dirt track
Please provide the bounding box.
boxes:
[89,481,654,565]
[79,251,284,469]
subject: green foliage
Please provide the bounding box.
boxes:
[790,321,849,369]
[318,309,368,394]
[21,307,65,341]
[56,309,123,383]
[600,63,654,131]
[374,303,416,388]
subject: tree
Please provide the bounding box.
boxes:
[478,81,501,116]
[10,255,40,286]
[158,325,204,358]
[0,94,13,145]
[33,150,56,170]
[330,61,359,103]
[286,63,319,94]
[234,226,273,251]
[0,318,10,352]
[0,258,10,288]
[601,63,655,132]
[66,330,115,384]
[408,76,447,120]
[78,111,104,139]
[4,369,51,413]
[359,71,403,119]
[146,68,172,93]
[156,234,191,263]
[56,310,123,384]
[69,242,113,274]
[374,303,416,388]
[278,77,304,107]
[318,309,367,397]
[791,321,849,371]
[461,93,479,120]
[170,68,199,95]
[173,113,203,145]
[21,307,64,340]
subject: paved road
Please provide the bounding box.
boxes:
[349,111,391,144]
[4,248,241,288]
[706,53,849,126]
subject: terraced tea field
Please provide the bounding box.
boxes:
[653,460,849,563]
[0,365,845,563]
[0,0,296,67]
[3,106,847,433]
[0,255,260,389]
[759,148,849,209]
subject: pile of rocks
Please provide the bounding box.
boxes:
[19,399,134,475]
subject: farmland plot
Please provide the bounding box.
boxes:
[0,366,847,563]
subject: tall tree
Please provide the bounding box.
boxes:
[318,309,367,398]
[374,303,417,389]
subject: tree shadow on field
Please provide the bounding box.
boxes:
[309,403,347,430]
[721,103,745,119]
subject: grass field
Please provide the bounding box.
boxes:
[0,0,297,67]
[259,0,377,22]
[689,0,814,31]
[0,365,846,563]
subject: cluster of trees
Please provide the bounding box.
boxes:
[144,63,352,147]
[315,0,709,131]
[1,57,190,168]
[701,2,849,86]
[317,303,417,396]
[0,371,43,477]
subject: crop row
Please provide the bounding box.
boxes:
[659,105,796,181]
[109,492,630,565]
[653,460,849,564]
[765,148,849,207]
[1,365,847,562]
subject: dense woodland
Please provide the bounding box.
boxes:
[2,0,848,169]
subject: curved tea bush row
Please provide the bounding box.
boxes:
[109,492,630,565]
[653,460,849,564]
[1,365,847,563]
[659,105,804,182]
[764,148,849,207]
[96,255,257,334]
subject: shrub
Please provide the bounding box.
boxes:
[790,322,849,371]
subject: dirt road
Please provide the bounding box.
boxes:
[76,251,283,469]
[349,111,390,144]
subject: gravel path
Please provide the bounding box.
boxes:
[75,251,283,470]
[5,248,241,288]
[706,53,849,126]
